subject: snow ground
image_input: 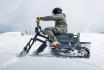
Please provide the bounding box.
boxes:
[0,32,104,70]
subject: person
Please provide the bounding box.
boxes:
[35,7,67,54]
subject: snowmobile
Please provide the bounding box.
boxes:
[18,22,91,58]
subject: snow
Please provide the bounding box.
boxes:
[0,32,104,70]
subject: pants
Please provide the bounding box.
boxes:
[43,26,66,42]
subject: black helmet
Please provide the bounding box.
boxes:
[52,7,62,14]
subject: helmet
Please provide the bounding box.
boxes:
[52,7,62,14]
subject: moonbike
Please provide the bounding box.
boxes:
[18,22,91,58]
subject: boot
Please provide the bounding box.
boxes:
[50,41,60,47]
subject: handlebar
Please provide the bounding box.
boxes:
[35,21,42,33]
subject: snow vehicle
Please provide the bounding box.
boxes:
[18,22,91,58]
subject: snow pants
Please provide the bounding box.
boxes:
[43,26,66,42]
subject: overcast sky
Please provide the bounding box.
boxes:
[0,0,104,33]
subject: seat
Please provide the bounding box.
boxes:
[55,33,74,43]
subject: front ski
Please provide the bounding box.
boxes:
[17,49,29,57]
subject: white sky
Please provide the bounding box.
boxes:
[0,0,104,33]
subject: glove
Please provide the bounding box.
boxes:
[36,17,41,23]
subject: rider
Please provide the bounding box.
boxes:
[35,7,67,54]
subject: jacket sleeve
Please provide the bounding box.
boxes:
[40,14,65,21]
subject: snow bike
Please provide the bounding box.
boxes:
[18,22,91,58]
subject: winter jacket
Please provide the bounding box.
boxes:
[40,13,67,32]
